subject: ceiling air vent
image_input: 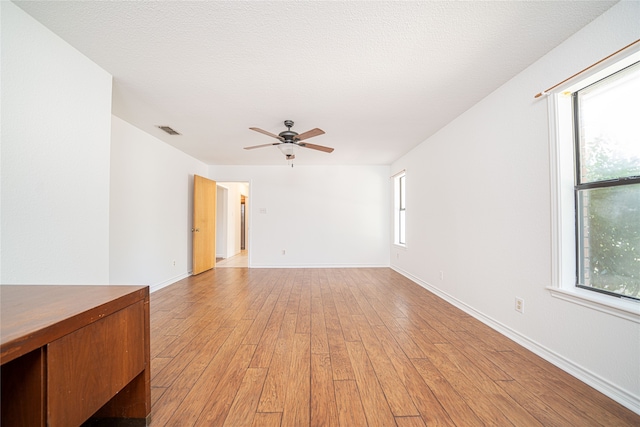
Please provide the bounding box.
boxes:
[156,125,181,135]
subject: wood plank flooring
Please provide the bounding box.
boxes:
[216,251,248,268]
[148,268,639,426]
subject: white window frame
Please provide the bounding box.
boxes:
[547,50,640,323]
[393,170,406,247]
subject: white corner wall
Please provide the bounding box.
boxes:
[110,116,209,291]
[390,1,640,413]
[211,165,390,268]
[1,2,112,284]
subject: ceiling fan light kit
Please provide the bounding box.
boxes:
[278,143,298,156]
[245,120,334,167]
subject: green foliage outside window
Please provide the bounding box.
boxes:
[579,180,639,299]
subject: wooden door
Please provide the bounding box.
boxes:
[192,175,216,275]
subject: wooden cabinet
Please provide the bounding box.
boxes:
[1,285,150,426]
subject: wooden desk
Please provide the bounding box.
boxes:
[1,285,150,426]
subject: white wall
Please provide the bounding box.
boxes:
[110,116,209,291]
[390,1,640,413]
[1,2,112,284]
[211,166,390,268]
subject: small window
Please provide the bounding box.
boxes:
[573,61,640,300]
[393,171,406,246]
[399,173,406,245]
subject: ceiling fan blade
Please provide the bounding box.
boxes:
[299,142,334,153]
[249,127,284,140]
[294,128,325,141]
[244,142,281,150]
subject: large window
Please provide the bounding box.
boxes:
[573,62,640,300]
[394,171,406,246]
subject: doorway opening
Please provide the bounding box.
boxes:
[215,182,249,268]
[241,195,246,251]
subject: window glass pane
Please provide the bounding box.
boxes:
[399,175,406,209]
[395,172,406,246]
[577,183,640,299]
[399,210,406,245]
[576,62,640,183]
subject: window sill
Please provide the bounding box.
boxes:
[547,286,640,324]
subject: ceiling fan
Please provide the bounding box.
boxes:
[245,120,334,165]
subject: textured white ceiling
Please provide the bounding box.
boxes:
[15,1,617,166]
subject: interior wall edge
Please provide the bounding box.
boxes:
[149,272,192,294]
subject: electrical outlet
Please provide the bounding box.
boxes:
[515,297,524,313]
[172,260,176,266]
[439,271,444,280]
[282,249,286,255]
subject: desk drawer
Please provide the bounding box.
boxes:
[47,301,145,427]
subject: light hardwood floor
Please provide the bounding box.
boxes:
[216,251,248,268]
[148,267,639,426]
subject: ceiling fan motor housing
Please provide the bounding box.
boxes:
[279,120,298,142]
[279,131,298,142]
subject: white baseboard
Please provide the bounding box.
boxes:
[150,272,191,293]
[390,265,640,415]
[249,263,390,268]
